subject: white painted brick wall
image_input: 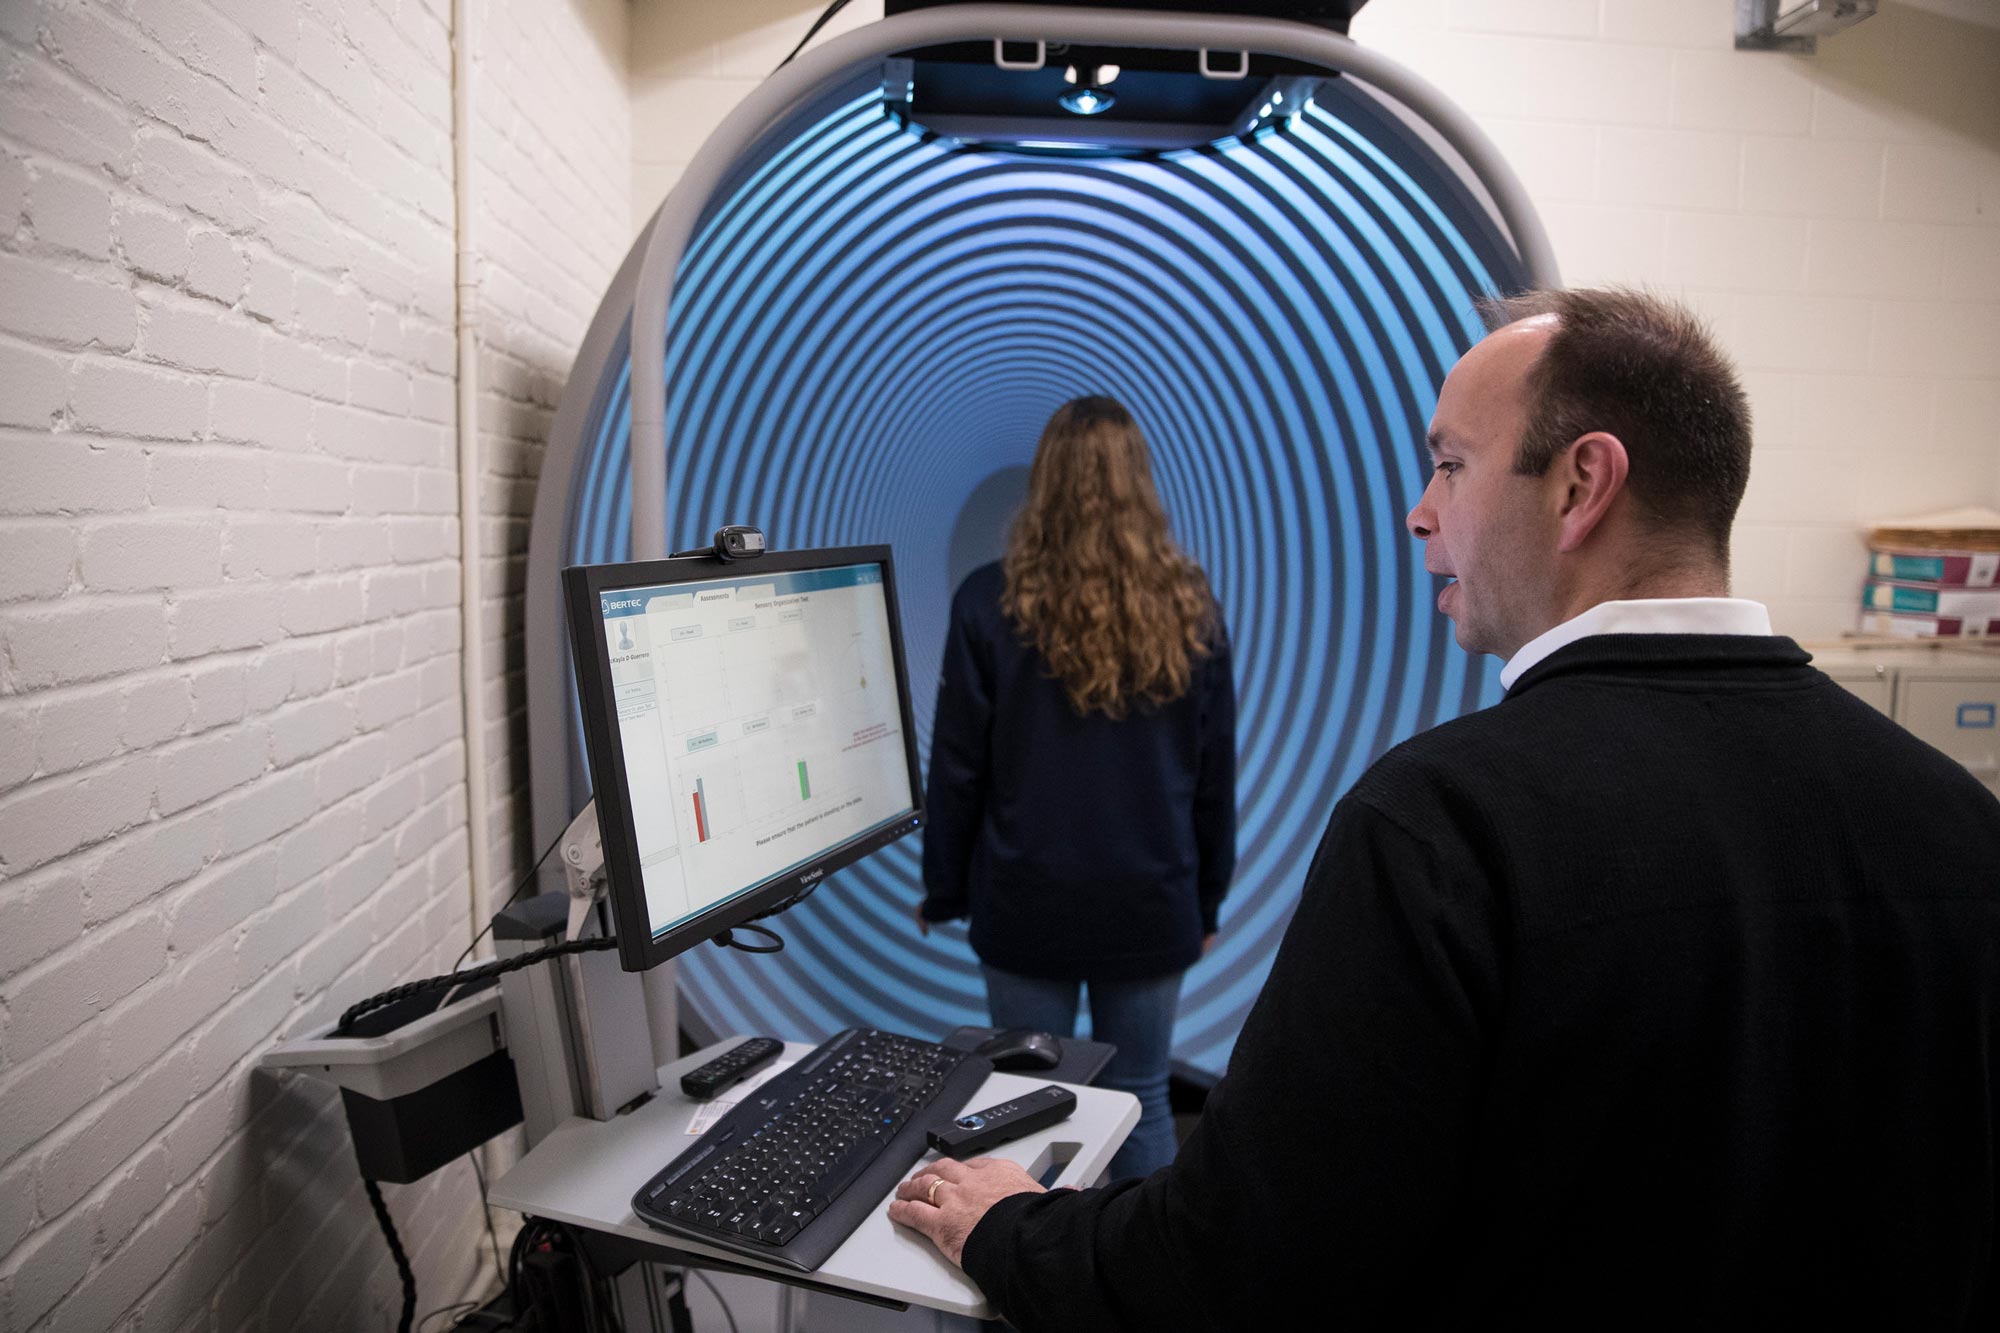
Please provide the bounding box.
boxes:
[631,0,2000,642]
[0,0,630,1328]
[470,0,630,894]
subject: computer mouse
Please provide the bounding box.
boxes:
[973,1028,1063,1071]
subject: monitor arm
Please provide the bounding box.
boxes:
[559,799,608,944]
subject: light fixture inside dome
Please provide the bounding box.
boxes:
[887,38,1327,151]
[1057,60,1118,115]
[1057,83,1114,115]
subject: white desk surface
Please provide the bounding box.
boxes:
[490,1037,1139,1319]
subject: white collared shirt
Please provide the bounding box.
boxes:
[1499,597,1776,691]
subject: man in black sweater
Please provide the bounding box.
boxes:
[884,289,2000,1328]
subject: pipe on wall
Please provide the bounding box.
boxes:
[452,0,493,954]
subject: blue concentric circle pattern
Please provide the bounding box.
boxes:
[567,85,1522,1075]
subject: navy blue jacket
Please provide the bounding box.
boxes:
[920,562,1235,982]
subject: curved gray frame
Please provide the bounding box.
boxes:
[524,214,651,883]
[528,5,1562,874]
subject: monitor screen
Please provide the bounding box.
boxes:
[563,546,924,972]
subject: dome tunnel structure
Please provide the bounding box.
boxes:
[525,6,1557,1077]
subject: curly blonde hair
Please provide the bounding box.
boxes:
[1002,397,1217,718]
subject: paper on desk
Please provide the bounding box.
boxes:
[685,1056,799,1135]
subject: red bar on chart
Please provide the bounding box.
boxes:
[692,789,708,842]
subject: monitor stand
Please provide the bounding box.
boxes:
[495,887,661,1145]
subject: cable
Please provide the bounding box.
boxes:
[506,1220,529,1310]
[365,1177,418,1333]
[350,825,576,1333]
[344,823,580,1331]
[335,936,617,1037]
[708,922,784,954]
[558,1220,626,1333]
[700,860,845,954]
[773,0,853,72]
[702,870,835,955]
[508,1219,555,1329]
[417,1301,479,1333]
[469,1150,505,1296]
[749,877,822,922]
[454,820,570,975]
[691,1270,740,1333]
[568,1222,601,1332]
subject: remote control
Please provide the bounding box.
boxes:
[680,1036,784,1099]
[926,1084,1077,1159]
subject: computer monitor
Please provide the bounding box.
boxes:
[563,546,925,973]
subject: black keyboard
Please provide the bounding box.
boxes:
[632,1027,993,1272]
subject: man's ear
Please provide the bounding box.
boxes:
[1554,431,1629,554]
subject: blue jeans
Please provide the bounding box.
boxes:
[980,965,1183,1181]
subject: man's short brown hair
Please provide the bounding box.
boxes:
[1476,288,1751,562]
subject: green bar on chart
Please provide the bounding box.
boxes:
[798,760,810,800]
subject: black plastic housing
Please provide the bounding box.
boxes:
[341,1048,524,1184]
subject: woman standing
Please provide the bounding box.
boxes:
[918,396,1236,1180]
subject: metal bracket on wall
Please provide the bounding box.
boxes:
[993,37,1045,70]
[1198,47,1250,80]
[1736,0,1878,53]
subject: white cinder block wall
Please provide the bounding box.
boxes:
[0,0,628,1328]
[632,0,2000,641]
[1353,0,2000,638]
[630,0,882,220]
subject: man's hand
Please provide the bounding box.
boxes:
[912,905,931,937]
[887,1156,1045,1267]
[1202,932,1217,957]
